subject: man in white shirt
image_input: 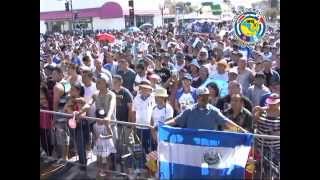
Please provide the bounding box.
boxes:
[151,87,174,148]
[132,81,155,169]
[174,52,185,72]
[81,69,97,117]
[151,87,174,127]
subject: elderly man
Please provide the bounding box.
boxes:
[132,81,156,170]
[223,94,253,132]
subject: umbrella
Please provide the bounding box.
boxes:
[128,26,140,32]
[96,33,115,43]
[139,23,153,29]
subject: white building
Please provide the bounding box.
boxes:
[40,0,166,32]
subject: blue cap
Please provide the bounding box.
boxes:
[183,73,193,81]
[190,59,200,69]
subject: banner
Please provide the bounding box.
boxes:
[158,125,253,180]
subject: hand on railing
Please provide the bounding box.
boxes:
[68,111,78,129]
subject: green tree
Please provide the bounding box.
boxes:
[211,4,222,15]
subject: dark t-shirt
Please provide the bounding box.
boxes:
[155,68,171,84]
[264,70,280,87]
[112,87,133,122]
[223,107,253,132]
[216,95,253,112]
[192,78,206,88]
[117,69,136,92]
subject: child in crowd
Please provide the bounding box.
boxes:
[93,109,117,177]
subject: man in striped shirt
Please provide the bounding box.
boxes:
[254,93,280,179]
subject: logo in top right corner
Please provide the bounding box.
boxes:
[233,9,267,46]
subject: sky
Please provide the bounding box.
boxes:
[40,0,266,12]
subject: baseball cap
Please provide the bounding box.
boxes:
[196,87,210,96]
[176,52,184,60]
[190,59,200,69]
[182,73,193,81]
[96,109,106,118]
[97,73,110,84]
[199,48,208,54]
[266,93,280,105]
[228,68,238,75]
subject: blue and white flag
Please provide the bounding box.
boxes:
[158,125,253,180]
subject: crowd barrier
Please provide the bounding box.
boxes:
[40,109,280,179]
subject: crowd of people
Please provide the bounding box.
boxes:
[40,21,280,179]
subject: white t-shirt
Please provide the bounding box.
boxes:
[84,82,97,117]
[135,74,148,84]
[174,64,185,72]
[152,104,174,127]
[160,40,167,49]
[132,95,156,129]
[178,93,195,112]
[205,63,218,76]
[134,74,148,91]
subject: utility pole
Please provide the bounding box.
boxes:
[64,0,73,31]
[129,0,135,27]
[70,0,73,32]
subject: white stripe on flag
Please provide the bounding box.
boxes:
[159,141,251,169]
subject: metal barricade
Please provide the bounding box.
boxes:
[40,109,280,180]
[40,109,153,179]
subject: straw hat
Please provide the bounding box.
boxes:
[217,59,229,70]
[154,87,169,97]
[139,80,153,90]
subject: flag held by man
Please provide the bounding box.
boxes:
[158,125,253,179]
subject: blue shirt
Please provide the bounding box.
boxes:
[239,46,252,59]
[72,57,81,65]
[175,87,197,102]
[52,56,61,64]
[175,103,228,130]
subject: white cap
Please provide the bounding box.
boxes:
[98,73,110,84]
[200,48,208,54]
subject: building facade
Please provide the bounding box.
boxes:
[40,1,164,32]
